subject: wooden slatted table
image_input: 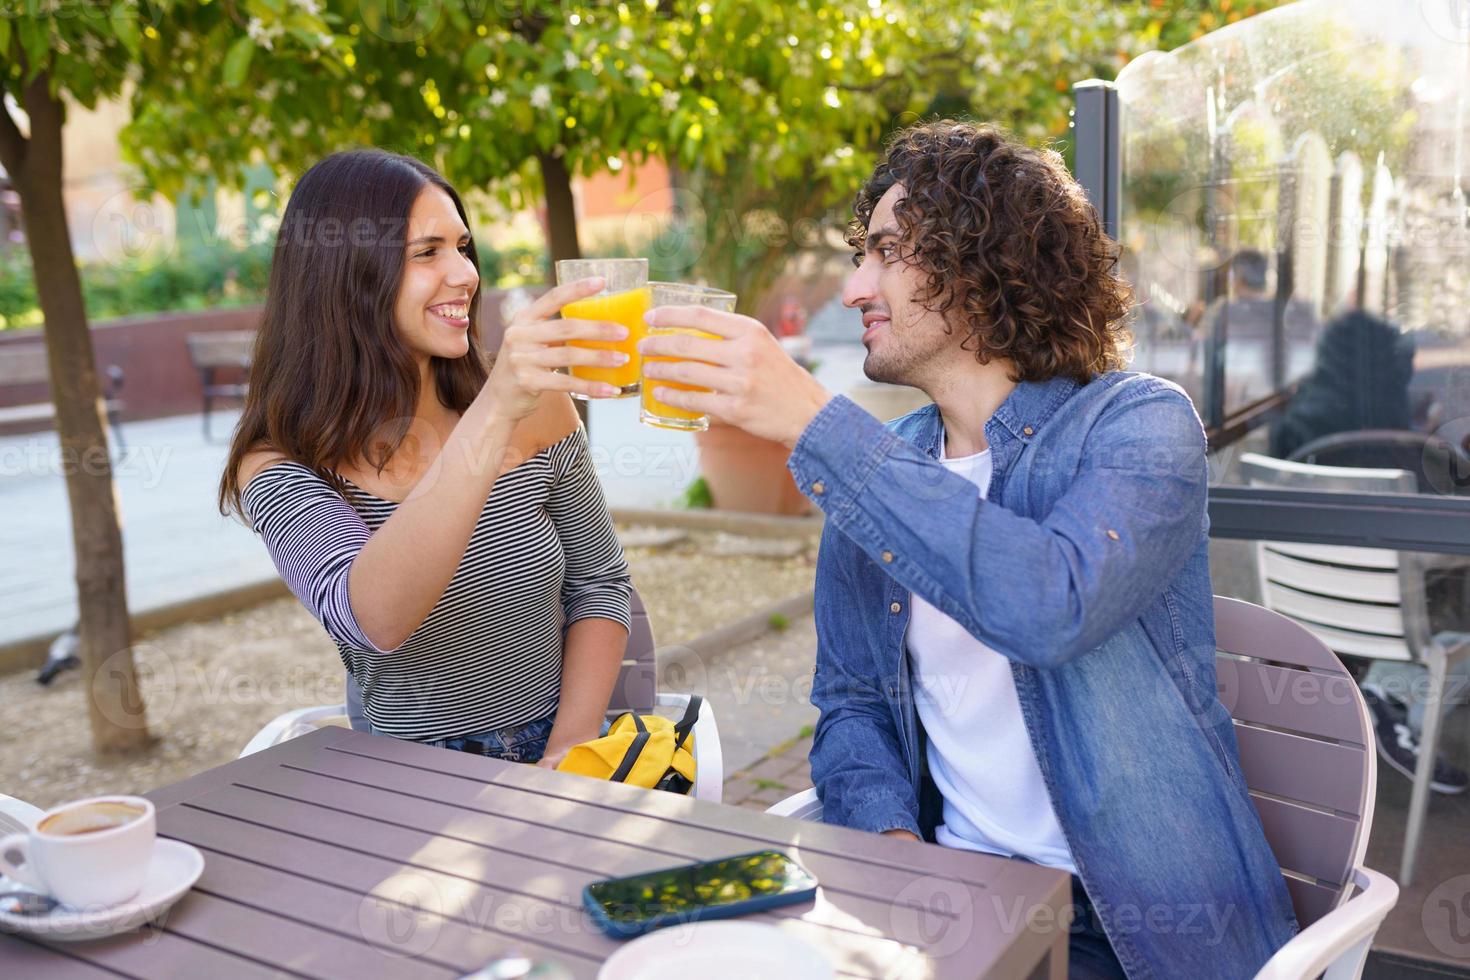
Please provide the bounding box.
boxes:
[2,727,1070,979]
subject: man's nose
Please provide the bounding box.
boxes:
[842,260,875,309]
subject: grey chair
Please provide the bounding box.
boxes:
[770,596,1399,980]
[1240,452,1470,885]
[1289,428,1470,496]
[240,588,724,801]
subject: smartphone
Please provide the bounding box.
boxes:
[583,849,819,938]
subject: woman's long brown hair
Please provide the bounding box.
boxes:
[219,149,488,520]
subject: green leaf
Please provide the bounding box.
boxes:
[0,17,11,57]
[110,4,142,54]
[464,43,491,76]
[223,37,256,88]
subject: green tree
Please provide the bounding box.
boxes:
[126,0,1154,315]
[0,0,333,753]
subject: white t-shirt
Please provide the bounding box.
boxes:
[907,439,1078,875]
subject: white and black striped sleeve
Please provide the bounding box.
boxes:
[546,428,633,632]
[240,463,396,654]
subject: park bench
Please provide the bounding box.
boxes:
[0,343,126,449]
[185,329,254,441]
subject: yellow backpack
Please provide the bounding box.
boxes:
[556,695,701,795]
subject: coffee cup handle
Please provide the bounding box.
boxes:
[0,833,45,893]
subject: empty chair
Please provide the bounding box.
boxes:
[0,793,44,836]
[1240,451,1470,885]
[1289,428,1470,497]
[239,587,723,801]
[769,597,1400,980]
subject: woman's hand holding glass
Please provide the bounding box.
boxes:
[486,276,631,421]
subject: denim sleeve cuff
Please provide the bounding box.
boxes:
[843,790,923,838]
[788,396,895,522]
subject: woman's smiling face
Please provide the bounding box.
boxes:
[393,185,480,363]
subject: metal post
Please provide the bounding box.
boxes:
[1072,79,1121,239]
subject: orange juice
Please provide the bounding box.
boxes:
[640,328,719,430]
[561,286,652,394]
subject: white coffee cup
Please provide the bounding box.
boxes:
[0,795,156,909]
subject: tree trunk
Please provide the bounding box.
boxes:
[536,151,590,429]
[537,151,581,265]
[0,75,151,753]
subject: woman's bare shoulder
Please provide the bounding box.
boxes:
[524,393,582,447]
[237,444,294,489]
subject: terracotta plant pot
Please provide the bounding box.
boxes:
[694,421,812,515]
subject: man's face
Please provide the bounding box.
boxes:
[841,182,959,388]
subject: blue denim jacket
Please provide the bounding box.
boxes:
[788,374,1299,980]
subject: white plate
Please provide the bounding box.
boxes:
[0,838,204,942]
[598,921,833,980]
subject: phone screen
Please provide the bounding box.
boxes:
[586,850,817,925]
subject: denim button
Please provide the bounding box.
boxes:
[1023,425,1035,436]
[811,480,826,495]
[1107,529,1120,541]
[881,550,894,563]
[890,601,901,613]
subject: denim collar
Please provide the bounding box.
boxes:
[912,375,1081,459]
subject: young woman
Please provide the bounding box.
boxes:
[220,149,634,767]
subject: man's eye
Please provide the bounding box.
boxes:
[879,246,896,262]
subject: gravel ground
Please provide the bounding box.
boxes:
[0,526,817,811]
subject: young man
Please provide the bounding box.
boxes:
[638,121,1298,978]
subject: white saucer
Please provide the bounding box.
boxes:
[598,921,833,980]
[0,838,204,942]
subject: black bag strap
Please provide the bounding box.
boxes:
[671,695,702,753]
[609,727,651,784]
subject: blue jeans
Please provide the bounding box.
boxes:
[1069,875,1127,980]
[417,715,556,763]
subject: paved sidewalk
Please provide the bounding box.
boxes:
[722,725,815,813]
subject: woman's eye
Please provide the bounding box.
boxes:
[458,243,472,255]
[416,248,435,259]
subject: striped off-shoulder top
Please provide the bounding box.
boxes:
[240,426,632,741]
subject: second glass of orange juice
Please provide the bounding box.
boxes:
[555,258,650,399]
[640,283,737,431]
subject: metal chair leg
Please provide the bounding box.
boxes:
[1401,646,1450,887]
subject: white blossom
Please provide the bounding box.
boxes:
[530,84,551,109]
[740,77,761,96]
[290,119,310,138]
[490,89,507,106]
[366,103,394,120]
[564,50,579,71]
[660,91,679,113]
[246,18,282,50]
[347,84,366,100]
[627,64,649,84]
[617,26,634,46]
[399,70,415,87]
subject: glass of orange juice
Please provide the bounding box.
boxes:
[554,258,650,399]
[640,282,737,431]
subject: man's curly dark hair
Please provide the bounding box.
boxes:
[846,120,1133,384]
